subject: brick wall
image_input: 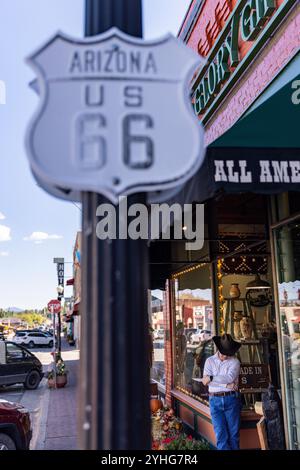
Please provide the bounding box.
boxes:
[182,0,300,143]
[204,5,300,145]
[185,0,237,54]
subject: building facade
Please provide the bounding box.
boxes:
[149,0,300,450]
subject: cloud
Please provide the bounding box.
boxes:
[23,231,63,244]
[0,251,9,256]
[0,225,11,242]
[0,212,5,220]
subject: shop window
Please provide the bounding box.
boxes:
[271,192,300,224]
[274,219,300,449]
[215,241,281,411]
[172,265,214,404]
[149,290,165,386]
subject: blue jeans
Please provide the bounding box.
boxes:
[209,393,242,450]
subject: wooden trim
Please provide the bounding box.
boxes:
[157,382,165,394]
[257,417,269,450]
[172,389,211,417]
[178,0,204,41]
[171,388,261,424]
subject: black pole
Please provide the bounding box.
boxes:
[57,308,61,354]
[57,289,63,354]
[79,0,151,450]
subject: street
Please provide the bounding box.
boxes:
[0,338,79,450]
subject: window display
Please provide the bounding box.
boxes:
[215,251,280,408]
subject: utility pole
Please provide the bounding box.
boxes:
[79,0,151,450]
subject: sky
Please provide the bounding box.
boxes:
[0,0,191,309]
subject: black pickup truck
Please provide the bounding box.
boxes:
[0,341,43,390]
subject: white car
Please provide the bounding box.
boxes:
[190,329,212,344]
[153,330,164,340]
[13,331,54,348]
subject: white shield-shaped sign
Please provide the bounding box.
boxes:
[26,28,205,204]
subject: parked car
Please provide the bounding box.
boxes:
[0,341,43,390]
[192,339,215,396]
[190,329,212,344]
[0,399,32,450]
[13,331,54,348]
[43,330,55,338]
[14,331,28,338]
[153,329,164,340]
[184,328,198,343]
[13,329,39,338]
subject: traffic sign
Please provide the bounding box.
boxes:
[47,299,61,314]
[26,28,205,204]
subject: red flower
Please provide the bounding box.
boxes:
[162,437,174,444]
[152,440,160,450]
[187,435,193,441]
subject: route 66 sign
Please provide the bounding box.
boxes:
[26,28,205,204]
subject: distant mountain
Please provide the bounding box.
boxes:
[6,307,24,313]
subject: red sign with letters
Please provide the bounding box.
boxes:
[47,299,61,314]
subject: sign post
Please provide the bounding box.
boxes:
[53,258,64,353]
[47,299,61,315]
[48,301,61,389]
[78,0,151,450]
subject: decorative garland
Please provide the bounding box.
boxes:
[217,258,225,334]
[171,263,208,279]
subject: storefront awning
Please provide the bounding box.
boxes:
[173,52,300,204]
[72,301,80,315]
[66,278,74,286]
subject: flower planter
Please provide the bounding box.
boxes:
[47,374,68,388]
[47,378,56,389]
[56,374,68,388]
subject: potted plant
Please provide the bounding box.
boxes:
[55,358,68,388]
[151,406,210,450]
[47,358,68,388]
[46,369,56,389]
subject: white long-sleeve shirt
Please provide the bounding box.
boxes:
[203,352,240,393]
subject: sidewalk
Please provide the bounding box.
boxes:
[43,339,79,450]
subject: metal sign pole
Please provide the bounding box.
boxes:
[79,0,151,450]
[54,258,64,354]
[51,306,57,389]
[57,299,62,354]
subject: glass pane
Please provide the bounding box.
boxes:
[149,290,165,387]
[274,220,300,449]
[6,343,24,361]
[173,265,214,403]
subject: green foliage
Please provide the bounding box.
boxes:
[47,358,68,378]
[163,434,210,450]
[19,313,45,326]
[47,370,55,380]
